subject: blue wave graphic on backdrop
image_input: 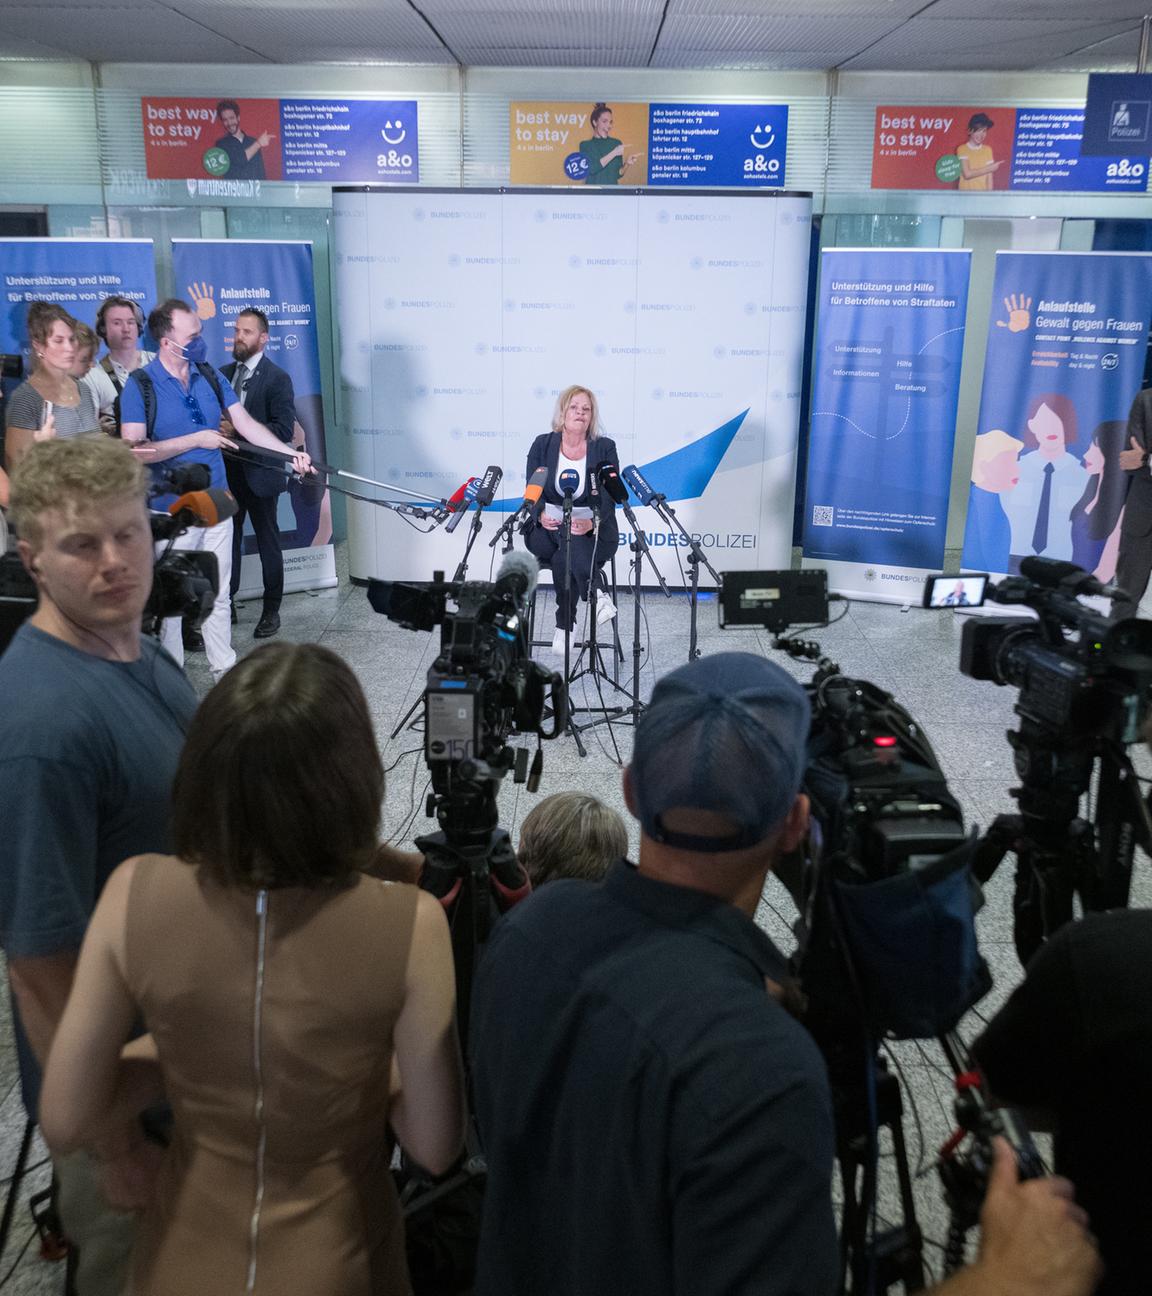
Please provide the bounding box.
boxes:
[483,407,748,510]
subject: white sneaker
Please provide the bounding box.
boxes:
[596,596,617,625]
[551,627,568,654]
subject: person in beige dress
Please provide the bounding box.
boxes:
[41,642,465,1295]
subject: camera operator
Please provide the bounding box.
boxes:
[973,905,1151,1295]
[469,652,1100,1296]
[0,435,198,1295]
[120,298,312,680]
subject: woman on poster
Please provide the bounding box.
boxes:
[579,104,641,185]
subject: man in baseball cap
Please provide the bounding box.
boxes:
[468,651,1100,1296]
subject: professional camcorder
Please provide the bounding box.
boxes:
[144,465,228,632]
[925,559,1152,966]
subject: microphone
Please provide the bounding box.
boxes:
[515,466,549,532]
[1018,555,1129,601]
[493,549,539,605]
[434,476,479,525]
[476,465,503,507]
[621,464,661,506]
[444,478,482,534]
[597,462,629,504]
[169,488,239,527]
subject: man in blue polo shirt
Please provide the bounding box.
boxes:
[120,297,311,678]
[470,653,1100,1296]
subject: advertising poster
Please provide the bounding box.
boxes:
[170,239,336,594]
[960,251,1152,580]
[0,238,155,357]
[509,100,788,188]
[142,97,418,184]
[801,249,971,602]
[871,104,1149,193]
[332,188,812,585]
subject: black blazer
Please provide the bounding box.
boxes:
[1120,388,1152,540]
[524,432,620,545]
[222,356,296,499]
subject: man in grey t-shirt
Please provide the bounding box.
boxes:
[0,436,196,1296]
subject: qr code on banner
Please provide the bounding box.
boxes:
[811,505,834,527]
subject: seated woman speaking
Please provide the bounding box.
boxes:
[40,642,464,1296]
[523,384,620,653]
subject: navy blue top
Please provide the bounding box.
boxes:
[0,624,197,961]
[470,860,837,1296]
[120,357,238,508]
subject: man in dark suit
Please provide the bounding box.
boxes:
[1111,386,1152,620]
[221,308,296,639]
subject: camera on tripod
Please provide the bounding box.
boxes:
[925,558,1152,966]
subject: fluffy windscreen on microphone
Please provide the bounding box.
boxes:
[494,549,539,603]
[168,488,239,526]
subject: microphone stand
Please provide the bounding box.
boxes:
[451,497,491,584]
[643,492,720,662]
[559,489,586,757]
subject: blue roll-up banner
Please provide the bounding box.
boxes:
[801,249,971,602]
[1,237,156,360]
[961,251,1152,581]
[170,239,335,596]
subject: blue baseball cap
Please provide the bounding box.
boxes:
[631,652,811,853]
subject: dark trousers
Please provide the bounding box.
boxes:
[230,476,285,613]
[1111,531,1152,620]
[525,524,615,629]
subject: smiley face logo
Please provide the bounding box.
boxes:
[380,120,407,144]
[749,125,775,149]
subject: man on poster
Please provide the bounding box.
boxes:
[214,99,273,179]
[220,307,296,639]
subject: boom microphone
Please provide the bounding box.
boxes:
[597,462,629,504]
[621,464,661,506]
[476,465,503,507]
[444,478,482,534]
[1018,555,1129,602]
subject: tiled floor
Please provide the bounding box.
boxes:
[1,546,1147,1290]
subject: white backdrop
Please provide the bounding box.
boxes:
[333,188,812,585]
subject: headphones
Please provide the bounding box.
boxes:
[95,297,146,341]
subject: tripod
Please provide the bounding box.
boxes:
[972,716,1152,965]
[641,491,720,661]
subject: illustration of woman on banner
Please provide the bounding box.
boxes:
[1071,419,1128,581]
[579,104,641,185]
[999,393,1087,574]
[962,427,1022,571]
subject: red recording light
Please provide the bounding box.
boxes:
[873,735,898,748]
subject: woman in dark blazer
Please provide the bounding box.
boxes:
[523,385,620,651]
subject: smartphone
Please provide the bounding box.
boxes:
[922,573,988,609]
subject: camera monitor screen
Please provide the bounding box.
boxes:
[923,574,988,609]
[719,570,829,631]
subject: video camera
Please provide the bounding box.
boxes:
[144,465,228,632]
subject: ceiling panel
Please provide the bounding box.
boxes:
[649,46,846,69]
[926,0,1145,18]
[0,6,259,63]
[657,12,905,55]
[841,17,1139,69]
[670,0,925,16]
[179,5,452,61]
[1046,28,1145,70]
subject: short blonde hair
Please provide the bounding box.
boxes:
[551,385,601,441]
[517,792,627,886]
[9,435,148,547]
[72,320,98,358]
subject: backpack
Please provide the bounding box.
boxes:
[126,363,227,440]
